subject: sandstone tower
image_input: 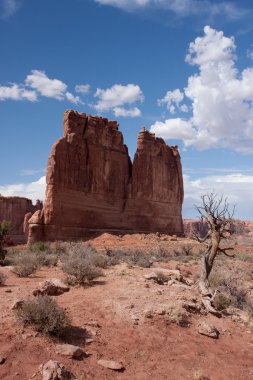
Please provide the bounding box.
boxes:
[28,110,184,242]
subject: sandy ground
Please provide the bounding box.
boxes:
[0,233,253,380]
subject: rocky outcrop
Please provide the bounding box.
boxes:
[0,196,41,244]
[183,219,208,238]
[28,110,184,242]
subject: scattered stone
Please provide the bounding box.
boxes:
[144,269,183,282]
[33,279,69,296]
[0,356,6,364]
[55,344,84,358]
[5,289,12,293]
[97,359,125,371]
[144,272,158,280]
[85,320,101,328]
[198,322,220,339]
[85,338,95,344]
[182,302,202,314]
[40,360,75,380]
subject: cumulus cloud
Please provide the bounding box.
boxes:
[158,89,188,114]
[75,84,90,94]
[0,70,88,105]
[66,92,82,105]
[25,70,67,100]
[94,83,144,117]
[0,84,37,102]
[95,0,246,20]
[113,106,141,117]
[183,173,253,219]
[0,176,46,203]
[150,26,253,154]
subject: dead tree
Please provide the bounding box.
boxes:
[194,193,235,316]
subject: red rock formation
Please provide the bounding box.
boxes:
[0,196,40,244]
[28,110,184,242]
[183,219,209,238]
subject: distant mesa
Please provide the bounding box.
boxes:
[24,109,184,242]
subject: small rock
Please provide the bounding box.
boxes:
[144,272,158,280]
[85,320,101,328]
[55,344,84,358]
[5,289,12,293]
[97,359,124,371]
[40,360,75,380]
[85,338,94,344]
[198,322,220,339]
[0,356,6,364]
[33,279,69,296]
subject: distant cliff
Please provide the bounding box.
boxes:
[28,110,184,242]
[0,196,40,244]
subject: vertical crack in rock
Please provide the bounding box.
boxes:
[28,110,184,243]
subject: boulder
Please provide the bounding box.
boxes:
[97,359,125,371]
[33,279,69,296]
[40,360,74,380]
[197,321,220,339]
[55,344,84,358]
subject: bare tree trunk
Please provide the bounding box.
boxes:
[199,233,221,317]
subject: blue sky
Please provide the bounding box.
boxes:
[0,0,253,219]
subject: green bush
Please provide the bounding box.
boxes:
[14,295,69,335]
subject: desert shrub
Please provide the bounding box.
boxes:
[167,303,186,326]
[62,244,103,285]
[105,248,153,268]
[54,240,67,255]
[29,241,51,253]
[0,249,19,266]
[209,265,253,313]
[12,252,41,277]
[40,253,58,267]
[212,292,231,311]
[236,252,253,263]
[14,295,69,335]
[0,271,6,285]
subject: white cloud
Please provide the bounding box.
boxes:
[150,118,193,140]
[183,173,253,219]
[94,83,144,117]
[1,0,18,18]
[113,106,141,117]
[150,26,253,154]
[0,70,86,105]
[0,176,46,203]
[0,84,37,102]
[158,89,185,114]
[66,92,82,105]
[95,0,246,20]
[75,84,90,94]
[25,70,67,100]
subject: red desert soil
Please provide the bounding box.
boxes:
[0,233,253,380]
